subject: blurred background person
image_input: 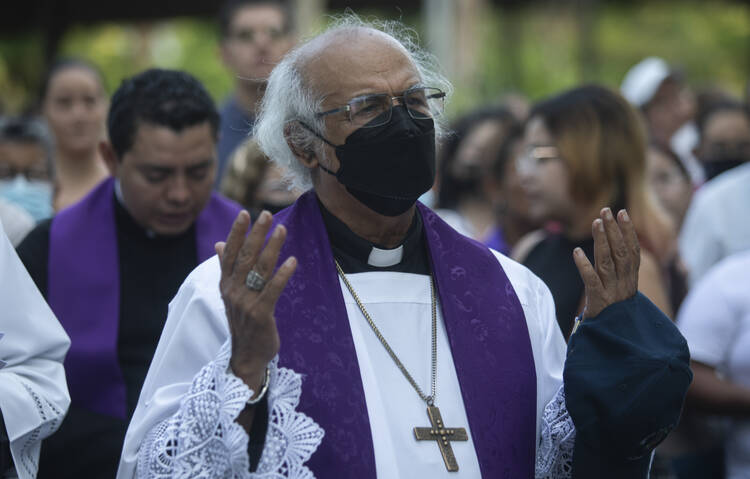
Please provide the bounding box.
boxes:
[0,116,54,245]
[17,68,241,479]
[621,56,702,186]
[434,106,518,240]
[514,85,677,339]
[646,143,692,314]
[647,143,693,232]
[679,159,750,287]
[216,0,295,188]
[40,59,109,211]
[694,86,735,132]
[679,99,750,286]
[482,122,539,255]
[677,250,750,479]
[693,99,750,182]
[220,137,301,214]
[496,91,531,122]
[219,137,268,210]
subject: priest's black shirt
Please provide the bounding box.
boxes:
[318,197,430,275]
[17,196,199,479]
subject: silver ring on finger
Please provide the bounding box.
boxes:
[245,269,266,291]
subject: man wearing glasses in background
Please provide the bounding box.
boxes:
[216,0,295,188]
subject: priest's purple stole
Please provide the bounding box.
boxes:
[48,177,241,419]
[272,191,537,477]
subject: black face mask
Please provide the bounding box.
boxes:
[303,106,436,216]
[703,157,747,181]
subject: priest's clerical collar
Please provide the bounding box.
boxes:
[113,179,195,241]
[317,197,430,275]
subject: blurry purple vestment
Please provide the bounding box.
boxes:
[48,177,241,420]
[484,226,511,256]
[271,191,537,477]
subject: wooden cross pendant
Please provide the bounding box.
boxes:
[413,406,468,472]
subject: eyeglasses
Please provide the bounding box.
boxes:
[316,86,446,128]
[515,145,561,174]
[0,164,49,181]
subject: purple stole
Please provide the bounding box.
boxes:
[272,191,537,477]
[48,177,241,420]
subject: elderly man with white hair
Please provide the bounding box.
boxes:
[119,15,692,479]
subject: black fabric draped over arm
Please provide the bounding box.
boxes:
[564,292,692,479]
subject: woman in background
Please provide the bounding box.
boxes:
[646,142,693,231]
[514,85,676,339]
[482,122,539,255]
[220,138,301,216]
[435,106,518,240]
[41,59,109,211]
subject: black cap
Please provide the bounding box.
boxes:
[564,292,692,478]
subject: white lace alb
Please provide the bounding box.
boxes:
[535,385,575,479]
[136,340,324,478]
[134,340,575,478]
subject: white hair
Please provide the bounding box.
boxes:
[253,13,454,190]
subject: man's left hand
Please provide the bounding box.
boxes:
[573,208,640,318]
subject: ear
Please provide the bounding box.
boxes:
[99,141,120,177]
[284,122,318,169]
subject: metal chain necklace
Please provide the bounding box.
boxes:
[334,260,468,472]
[335,260,437,405]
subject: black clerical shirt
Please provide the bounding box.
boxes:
[317,198,430,275]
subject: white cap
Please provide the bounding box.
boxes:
[620,57,671,107]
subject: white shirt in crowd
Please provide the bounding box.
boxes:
[679,162,750,286]
[0,220,70,479]
[677,250,750,479]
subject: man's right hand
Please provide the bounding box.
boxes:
[215,210,297,396]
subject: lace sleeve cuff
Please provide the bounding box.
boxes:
[535,384,575,479]
[136,340,324,478]
[8,380,65,479]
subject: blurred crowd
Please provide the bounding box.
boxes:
[1,0,750,478]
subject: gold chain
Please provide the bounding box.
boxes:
[335,261,438,406]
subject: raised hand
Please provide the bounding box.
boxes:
[573,207,640,318]
[215,210,297,394]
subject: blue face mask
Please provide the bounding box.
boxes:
[0,176,53,222]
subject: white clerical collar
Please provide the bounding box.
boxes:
[367,245,404,268]
[317,196,429,274]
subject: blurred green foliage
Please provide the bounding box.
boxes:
[466,1,750,113]
[0,1,748,117]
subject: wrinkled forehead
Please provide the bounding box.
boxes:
[298,28,420,104]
